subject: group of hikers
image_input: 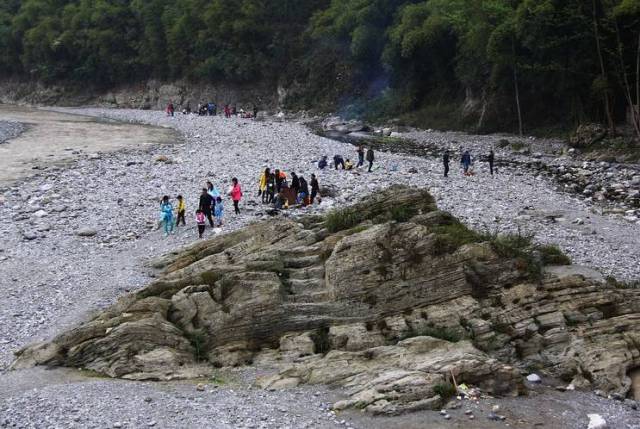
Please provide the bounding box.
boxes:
[442,148,495,177]
[158,179,239,238]
[156,125,498,239]
[258,168,321,210]
[166,102,258,119]
[156,167,322,238]
[318,145,376,172]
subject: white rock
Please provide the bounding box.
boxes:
[526,374,542,383]
[34,210,48,218]
[587,414,607,429]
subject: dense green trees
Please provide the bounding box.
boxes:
[1,0,639,135]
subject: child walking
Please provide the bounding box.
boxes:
[230,177,242,215]
[160,196,174,236]
[175,195,186,226]
[214,196,224,226]
[195,209,206,238]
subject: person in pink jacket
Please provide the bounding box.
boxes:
[230,177,243,215]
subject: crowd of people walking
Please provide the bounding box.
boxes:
[442,148,495,177]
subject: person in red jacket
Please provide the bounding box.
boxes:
[229,177,243,215]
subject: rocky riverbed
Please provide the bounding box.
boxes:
[1,107,640,427]
[0,120,24,144]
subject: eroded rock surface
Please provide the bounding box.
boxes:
[13,186,640,414]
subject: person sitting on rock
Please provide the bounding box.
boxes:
[333,155,345,170]
[318,156,328,170]
[273,191,285,210]
[344,159,354,170]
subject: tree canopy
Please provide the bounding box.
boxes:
[1,0,639,134]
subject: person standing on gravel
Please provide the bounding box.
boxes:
[357,145,365,168]
[214,196,224,226]
[160,196,174,236]
[199,188,214,227]
[443,150,450,177]
[266,172,276,203]
[366,147,375,172]
[461,150,472,175]
[259,168,270,203]
[488,149,495,175]
[291,172,300,196]
[230,178,243,215]
[310,174,320,204]
[298,176,310,205]
[175,195,186,227]
[195,209,206,238]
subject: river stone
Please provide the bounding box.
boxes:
[76,228,98,237]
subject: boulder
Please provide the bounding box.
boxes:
[570,124,607,148]
[13,185,640,414]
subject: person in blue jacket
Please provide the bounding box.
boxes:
[461,150,472,175]
[160,195,174,236]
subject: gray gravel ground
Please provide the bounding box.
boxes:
[0,107,639,428]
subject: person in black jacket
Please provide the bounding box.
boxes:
[366,148,375,172]
[443,150,450,177]
[198,188,214,227]
[488,149,495,175]
[291,172,300,196]
[310,174,320,204]
[298,176,309,205]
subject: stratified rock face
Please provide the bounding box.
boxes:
[13,186,640,413]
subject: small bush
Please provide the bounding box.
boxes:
[186,330,208,361]
[538,245,571,266]
[311,326,331,354]
[433,382,457,400]
[200,271,220,286]
[324,208,362,233]
[430,222,482,255]
[606,276,640,289]
[389,205,417,223]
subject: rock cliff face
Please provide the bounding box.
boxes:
[13,186,640,414]
[0,79,279,110]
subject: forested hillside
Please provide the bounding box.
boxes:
[1,0,639,135]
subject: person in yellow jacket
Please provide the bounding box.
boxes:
[175,195,186,226]
[259,167,271,203]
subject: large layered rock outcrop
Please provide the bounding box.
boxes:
[13,186,640,414]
